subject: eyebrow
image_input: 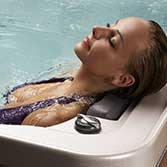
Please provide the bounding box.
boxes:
[116,29,124,46]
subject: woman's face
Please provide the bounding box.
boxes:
[74,17,150,79]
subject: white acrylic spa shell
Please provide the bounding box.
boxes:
[0,86,167,167]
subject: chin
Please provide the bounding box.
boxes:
[74,42,87,63]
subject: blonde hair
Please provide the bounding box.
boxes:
[111,20,167,99]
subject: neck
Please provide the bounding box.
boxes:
[64,65,114,96]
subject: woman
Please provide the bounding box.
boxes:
[1,16,167,127]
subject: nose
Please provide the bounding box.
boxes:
[92,26,114,39]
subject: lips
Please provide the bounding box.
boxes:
[83,36,90,50]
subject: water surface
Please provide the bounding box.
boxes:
[0,0,167,104]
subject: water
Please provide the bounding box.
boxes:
[0,0,167,104]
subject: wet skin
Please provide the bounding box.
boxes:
[74,17,150,87]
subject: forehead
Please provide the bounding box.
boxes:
[114,17,150,51]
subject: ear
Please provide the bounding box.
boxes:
[111,73,135,88]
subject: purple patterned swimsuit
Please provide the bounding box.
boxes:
[0,77,98,125]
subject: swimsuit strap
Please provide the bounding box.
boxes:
[0,96,76,124]
[3,76,74,104]
[0,94,99,125]
[0,76,103,125]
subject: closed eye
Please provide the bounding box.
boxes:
[106,23,115,48]
[108,38,115,48]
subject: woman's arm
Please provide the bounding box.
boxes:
[21,102,88,127]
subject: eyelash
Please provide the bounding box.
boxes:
[106,23,115,48]
[106,22,110,28]
[109,38,115,48]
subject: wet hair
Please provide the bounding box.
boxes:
[111,20,167,99]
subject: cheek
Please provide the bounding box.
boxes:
[86,49,114,75]
[88,42,108,56]
[89,42,112,62]
[86,60,115,77]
